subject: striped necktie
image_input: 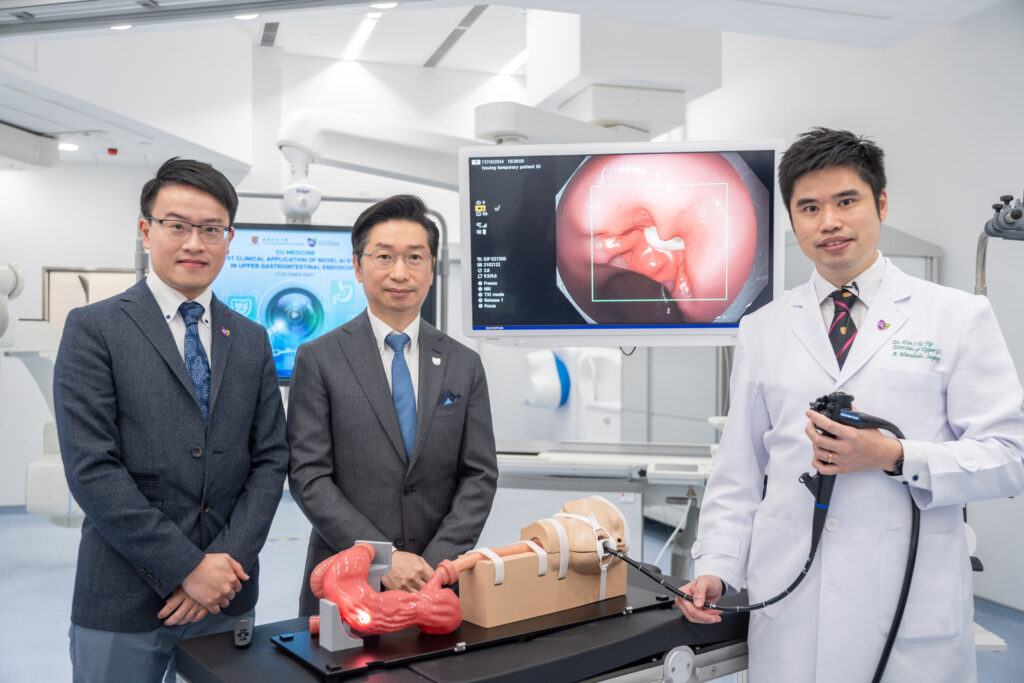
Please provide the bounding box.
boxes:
[828,288,858,369]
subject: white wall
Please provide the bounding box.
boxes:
[685,0,1024,608]
[0,163,151,505]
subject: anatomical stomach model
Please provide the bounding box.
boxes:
[307,496,629,637]
[556,152,760,324]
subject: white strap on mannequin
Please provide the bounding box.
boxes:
[589,494,630,552]
[555,511,608,561]
[522,539,548,576]
[474,547,504,585]
[542,518,570,579]
[555,511,612,598]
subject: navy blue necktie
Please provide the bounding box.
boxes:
[385,332,416,459]
[179,301,210,422]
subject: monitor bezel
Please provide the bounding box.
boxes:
[457,139,786,348]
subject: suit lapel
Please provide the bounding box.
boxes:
[789,280,840,382]
[208,296,233,415]
[120,281,197,401]
[411,322,446,467]
[339,312,408,462]
[838,264,910,384]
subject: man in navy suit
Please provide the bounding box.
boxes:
[288,195,497,615]
[54,158,289,682]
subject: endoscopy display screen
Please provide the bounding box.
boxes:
[213,224,366,381]
[461,144,779,338]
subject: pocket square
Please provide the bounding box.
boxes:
[437,390,462,406]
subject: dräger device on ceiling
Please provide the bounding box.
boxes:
[458,139,785,347]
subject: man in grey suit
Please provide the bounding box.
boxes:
[289,194,498,614]
[54,158,289,682]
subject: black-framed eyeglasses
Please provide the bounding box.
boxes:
[358,248,434,271]
[147,217,233,244]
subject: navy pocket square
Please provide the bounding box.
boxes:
[437,390,462,406]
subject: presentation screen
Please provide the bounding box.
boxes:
[212,224,365,381]
[458,139,784,346]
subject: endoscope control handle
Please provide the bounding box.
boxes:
[800,471,837,506]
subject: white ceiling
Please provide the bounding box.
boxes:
[0,0,1009,75]
[0,0,1009,168]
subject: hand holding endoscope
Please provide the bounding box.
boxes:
[614,391,917,683]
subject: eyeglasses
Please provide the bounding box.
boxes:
[359,249,433,271]
[147,217,232,244]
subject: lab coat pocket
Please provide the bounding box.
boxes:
[878,529,962,641]
[746,515,805,622]
[875,368,945,438]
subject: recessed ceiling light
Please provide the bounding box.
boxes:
[370,2,398,9]
[58,142,79,152]
[342,12,383,60]
[109,24,132,31]
[499,49,528,76]
[234,13,259,21]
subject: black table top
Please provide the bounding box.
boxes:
[176,570,748,683]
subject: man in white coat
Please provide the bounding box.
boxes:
[677,127,1024,682]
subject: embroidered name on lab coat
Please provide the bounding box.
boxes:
[891,338,942,362]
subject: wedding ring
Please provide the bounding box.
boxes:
[827,452,833,465]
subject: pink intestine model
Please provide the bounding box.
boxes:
[307,496,628,636]
[307,541,536,636]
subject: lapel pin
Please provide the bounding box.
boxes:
[221,327,230,337]
[432,356,441,366]
[877,320,889,330]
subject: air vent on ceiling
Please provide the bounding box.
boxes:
[261,21,279,47]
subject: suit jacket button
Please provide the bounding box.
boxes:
[191,446,203,458]
[202,504,211,513]
[403,486,415,495]
[395,538,404,547]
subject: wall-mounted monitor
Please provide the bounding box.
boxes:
[458,139,784,347]
[212,224,365,382]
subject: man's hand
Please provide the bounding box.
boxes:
[181,553,248,613]
[675,574,724,624]
[380,551,433,592]
[158,586,209,626]
[805,410,903,475]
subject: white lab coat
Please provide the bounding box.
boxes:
[692,259,1024,683]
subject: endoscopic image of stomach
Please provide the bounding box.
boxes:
[554,152,769,324]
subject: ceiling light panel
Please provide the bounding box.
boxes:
[354,14,454,66]
[437,6,525,74]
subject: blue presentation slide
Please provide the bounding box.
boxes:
[213,226,366,380]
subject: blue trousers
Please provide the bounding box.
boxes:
[69,609,252,683]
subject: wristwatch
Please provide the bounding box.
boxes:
[885,454,904,477]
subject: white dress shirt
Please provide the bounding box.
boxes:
[367,310,420,404]
[145,275,213,368]
[811,249,886,331]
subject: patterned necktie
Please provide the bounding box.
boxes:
[385,332,416,459]
[179,301,210,422]
[828,288,858,369]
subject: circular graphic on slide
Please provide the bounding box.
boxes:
[264,287,325,342]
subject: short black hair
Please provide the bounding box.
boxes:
[139,157,239,224]
[351,195,440,258]
[778,127,887,216]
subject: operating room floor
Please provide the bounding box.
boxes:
[2,496,1021,682]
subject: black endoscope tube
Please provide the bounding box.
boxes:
[616,396,919,683]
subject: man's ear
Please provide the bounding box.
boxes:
[353,254,364,283]
[139,217,152,249]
